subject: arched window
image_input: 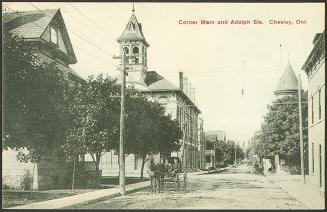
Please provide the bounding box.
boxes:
[133,46,139,54]
[123,47,129,55]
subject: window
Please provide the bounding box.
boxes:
[123,47,129,55]
[133,46,139,54]
[157,96,169,106]
[318,89,321,120]
[50,27,58,45]
[133,57,139,64]
[129,22,135,30]
[312,96,314,124]
[312,143,315,173]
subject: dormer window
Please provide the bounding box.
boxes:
[129,22,136,30]
[50,26,58,46]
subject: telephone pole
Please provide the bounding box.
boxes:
[182,123,187,192]
[113,51,127,195]
[298,74,306,184]
[234,141,237,165]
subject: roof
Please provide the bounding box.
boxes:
[141,71,201,113]
[146,71,179,91]
[302,30,325,73]
[117,13,150,47]
[205,130,226,141]
[3,9,77,65]
[3,9,57,39]
[274,63,302,96]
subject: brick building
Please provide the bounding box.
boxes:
[98,10,205,177]
[302,30,325,196]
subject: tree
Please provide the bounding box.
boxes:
[125,93,182,179]
[214,140,227,165]
[223,140,244,165]
[3,32,70,163]
[65,74,121,186]
[253,93,308,167]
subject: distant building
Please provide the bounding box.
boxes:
[204,130,226,169]
[2,9,82,189]
[302,30,325,196]
[97,10,204,177]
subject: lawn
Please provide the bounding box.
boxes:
[2,178,148,208]
[2,190,76,208]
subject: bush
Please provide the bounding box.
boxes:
[20,170,33,190]
[2,178,13,190]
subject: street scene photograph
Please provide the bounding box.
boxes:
[1,1,325,210]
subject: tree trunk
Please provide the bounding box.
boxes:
[91,153,101,188]
[31,162,35,193]
[72,159,76,192]
[95,154,101,188]
[140,154,146,180]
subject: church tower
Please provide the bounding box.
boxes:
[117,10,150,88]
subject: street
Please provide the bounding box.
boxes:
[69,162,307,209]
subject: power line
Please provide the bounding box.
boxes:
[27,2,113,57]
[50,2,116,46]
[68,3,116,41]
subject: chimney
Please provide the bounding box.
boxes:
[192,87,196,103]
[179,72,183,91]
[184,77,188,94]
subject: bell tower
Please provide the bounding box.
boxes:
[117,10,150,86]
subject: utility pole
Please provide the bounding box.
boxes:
[182,123,187,192]
[213,138,216,167]
[113,51,127,195]
[234,141,237,165]
[298,74,306,184]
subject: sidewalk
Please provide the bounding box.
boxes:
[267,174,325,209]
[9,180,150,209]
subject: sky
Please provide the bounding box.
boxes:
[3,2,325,145]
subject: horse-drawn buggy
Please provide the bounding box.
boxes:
[147,157,187,194]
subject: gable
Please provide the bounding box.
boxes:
[3,9,77,64]
[3,9,57,39]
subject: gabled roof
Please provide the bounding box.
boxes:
[3,9,57,39]
[117,13,149,47]
[274,63,302,96]
[3,9,77,64]
[302,30,325,73]
[142,71,201,113]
